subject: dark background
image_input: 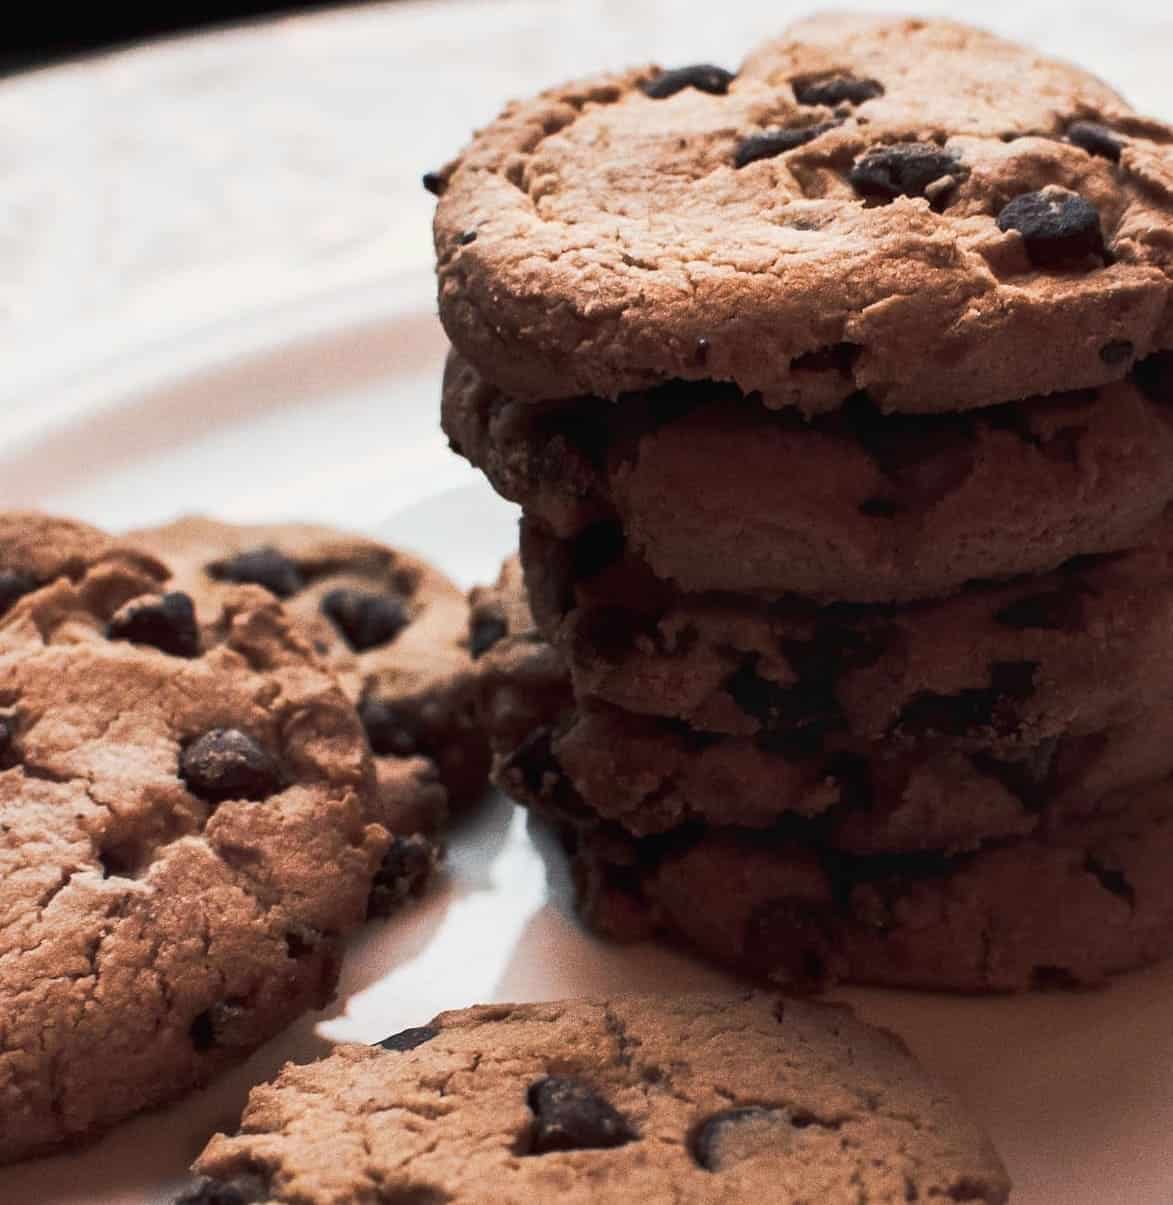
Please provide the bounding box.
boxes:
[1,2,356,74]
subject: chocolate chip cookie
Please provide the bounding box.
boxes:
[445,348,1173,600]
[0,514,407,1162]
[567,783,1173,992]
[521,511,1173,751]
[177,993,1010,1203]
[133,518,490,824]
[432,15,1173,414]
[481,600,1173,855]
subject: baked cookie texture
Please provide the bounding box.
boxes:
[133,517,490,822]
[475,561,1173,987]
[179,994,1010,1204]
[520,513,1173,751]
[433,14,1173,414]
[0,514,410,1163]
[445,347,1173,600]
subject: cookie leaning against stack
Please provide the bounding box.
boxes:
[440,15,1173,990]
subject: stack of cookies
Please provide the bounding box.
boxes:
[436,15,1173,990]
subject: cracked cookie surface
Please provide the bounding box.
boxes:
[133,517,490,825]
[520,512,1173,750]
[179,993,1009,1203]
[445,348,1173,600]
[433,15,1173,414]
[0,515,396,1163]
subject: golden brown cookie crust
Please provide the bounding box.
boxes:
[434,16,1173,413]
[185,993,1009,1204]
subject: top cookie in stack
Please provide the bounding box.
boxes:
[433,12,1173,420]
[435,16,1173,991]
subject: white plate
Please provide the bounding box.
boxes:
[4,2,1173,1202]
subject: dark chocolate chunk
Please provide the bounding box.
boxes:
[849,142,964,200]
[571,522,625,582]
[174,1175,268,1205]
[525,1077,636,1154]
[208,547,304,599]
[379,1024,439,1053]
[734,122,838,167]
[792,74,884,106]
[0,569,37,618]
[367,834,436,918]
[744,898,838,985]
[641,64,734,100]
[791,342,861,375]
[0,714,13,764]
[180,729,281,803]
[321,588,409,652]
[695,337,711,365]
[107,591,201,658]
[897,661,1038,738]
[459,230,478,245]
[422,171,446,196]
[1066,120,1125,162]
[996,189,1106,267]
[360,698,419,758]
[993,589,1083,631]
[469,611,508,659]
[1099,339,1134,365]
[693,1107,792,1171]
[1133,351,1173,405]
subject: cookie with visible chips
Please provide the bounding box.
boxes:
[175,993,1009,1204]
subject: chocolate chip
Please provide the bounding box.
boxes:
[641,64,734,100]
[897,661,1038,737]
[422,171,446,196]
[174,1175,268,1205]
[849,142,964,200]
[1083,853,1135,907]
[725,658,828,733]
[0,569,37,618]
[379,1024,438,1053]
[525,1077,636,1154]
[107,591,201,658]
[469,612,508,659]
[208,548,304,599]
[994,589,1083,631]
[791,342,861,375]
[734,122,838,168]
[1066,120,1125,162]
[692,1107,791,1171]
[180,729,281,802]
[499,728,560,802]
[459,230,478,245]
[1133,351,1173,405]
[744,899,837,985]
[367,834,436,917]
[571,522,624,581]
[0,715,16,770]
[189,1001,248,1054]
[793,74,884,107]
[996,190,1106,268]
[1100,340,1134,365]
[321,588,409,652]
[695,337,711,365]
[360,698,419,758]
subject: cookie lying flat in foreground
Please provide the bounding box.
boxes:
[176,993,1010,1204]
